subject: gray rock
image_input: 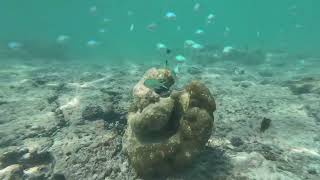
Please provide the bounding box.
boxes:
[0,164,23,180]
[82,104,104,121]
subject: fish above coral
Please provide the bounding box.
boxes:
[123,68,216,177]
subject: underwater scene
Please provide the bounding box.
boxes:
[0,0,320,179]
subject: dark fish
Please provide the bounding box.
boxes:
[260,118,272,132]
[144,79,168,90]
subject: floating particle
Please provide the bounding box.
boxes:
[103,18,111,23]
[146,23,157,31]
[56,35,70,43]
[128,10,134,16]
[177,25,181,31]
[165,12,177,20]
[130,24,135,31]
[90,6,97,13]
[99,29,106,33]
[193,3,200,11]
[289,5,297,10]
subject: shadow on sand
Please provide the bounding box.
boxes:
[146,147,233,180]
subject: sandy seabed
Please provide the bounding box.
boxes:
[0,52,320,180]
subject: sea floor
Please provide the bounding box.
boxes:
[0,53,320,180]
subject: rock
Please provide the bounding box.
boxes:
[307,164,319,175]
[184,80,216,114]
[187,66,202,75]
[102,103,120,121]
[82,104,104,121]
[0,148,55,179]
[123,68,216,177]
[0,148,28,168]
[0,164,23,180]
[259,144,283,161]
[0,100,8,106]
[52,173,66,180]
[258,69,273,77]
[283,77,320,95]
[47,93,59,104]
[23,165,49,179]
[239,81,254,88]
[129,98,175,137]
[230,137,244,147]
[233,67,246,75]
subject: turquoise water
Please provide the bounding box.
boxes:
[1,1,320,179]
[1,0,319,60]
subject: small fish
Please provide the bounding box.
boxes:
[56,35,70,43]
[130,24,135,31]
[260,118,271,133]
[193,3,200,11]
[222,46,234,54]
[8,41,22,50]
[195,29,204,35]
[165,12,177,20]
[144,79,168,91]
[191,43,203,49]
[207,13,215,24]
[156,43,167,50]
[89,6,97,14]
[184,40,196,48]
[175,55,186,62]
[146,23,157,31]
[87,40,99,47]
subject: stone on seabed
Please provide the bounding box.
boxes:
[123,68,216,177]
